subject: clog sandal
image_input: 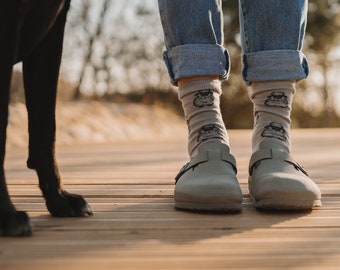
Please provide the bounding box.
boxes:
[248,141,321,210]
[174,142,243,212]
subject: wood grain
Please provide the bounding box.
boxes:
[1,129,340,270]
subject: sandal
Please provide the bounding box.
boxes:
[248,141,321,210]
[174,142,243,212]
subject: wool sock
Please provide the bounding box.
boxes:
[251,80,295,153]
[179,79,229,158]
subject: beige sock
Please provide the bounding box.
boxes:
[179,79,229,158]
[251,80,295,153]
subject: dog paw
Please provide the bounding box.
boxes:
[0,211,32,237]
[46,190,93,217]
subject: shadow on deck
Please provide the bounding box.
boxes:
[1,129,340,270]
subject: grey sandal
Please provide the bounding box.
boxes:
[249,143,321,210]
[175,142,243,212]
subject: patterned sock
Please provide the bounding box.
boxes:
[251,80,295,153]
[179,79,229,158]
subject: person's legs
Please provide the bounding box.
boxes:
[159,0,229,156]
[239,0,321,210]
[158,0,242,212]
[158,0,228,84]
[239,0,308,152]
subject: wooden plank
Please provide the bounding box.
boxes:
[1,129,340,270]
[9,197,340,211]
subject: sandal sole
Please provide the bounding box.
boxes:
[175,201,242,213]
[252,197,322,210]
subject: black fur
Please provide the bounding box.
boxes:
[0,0,92,237]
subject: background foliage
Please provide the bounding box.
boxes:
[11,0,340,128]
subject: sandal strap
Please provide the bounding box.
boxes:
[175,148,237,183]
[248,148,308,176]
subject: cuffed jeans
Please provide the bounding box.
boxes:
[158,0,309,85]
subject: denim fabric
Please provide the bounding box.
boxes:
[158,0,309,85]
[239,0,309,83]
[158,0,228,85]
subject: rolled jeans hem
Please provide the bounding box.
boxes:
[242,50,309,84]
[163,44,230,86]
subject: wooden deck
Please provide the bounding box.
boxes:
[1,129,340,270]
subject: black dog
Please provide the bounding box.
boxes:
[0,0,92,237]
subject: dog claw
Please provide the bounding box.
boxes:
[0,211,32,237]
[45,190,93,217]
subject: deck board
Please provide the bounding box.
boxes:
[1,129,340,270]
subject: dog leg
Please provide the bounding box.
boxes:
[0,1,32,236]
[23,1,92,217]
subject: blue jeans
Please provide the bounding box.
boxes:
[158,0,309,85]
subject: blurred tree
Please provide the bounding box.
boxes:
[221,0,340,128]
[63,0,169,99]
[71,0,111,100]
[302,0,340,126]
[60,0,340,127]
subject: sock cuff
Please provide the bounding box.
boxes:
[251,80,296,98]
[179,79,221,99]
